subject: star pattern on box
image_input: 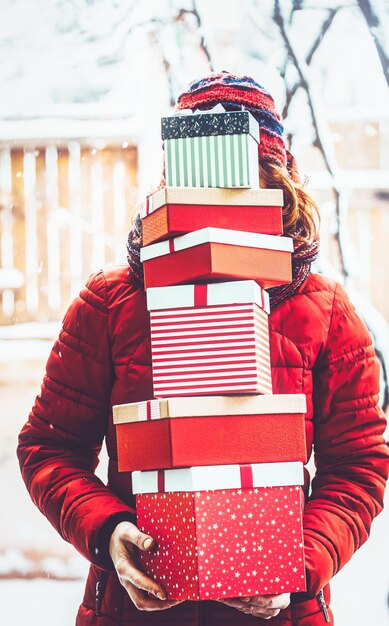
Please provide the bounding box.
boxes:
[161,111,254,140]
[137,485,305,600]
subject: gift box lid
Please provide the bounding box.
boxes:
[146,280,270,313]
[132,461,304,494]
[161,109,259,142]
[140,227,293,262]
[113,393,307,424]
[140,187,283,218]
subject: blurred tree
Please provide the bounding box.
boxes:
[357,0,389,87]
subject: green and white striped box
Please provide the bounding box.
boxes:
[164,134,260,189]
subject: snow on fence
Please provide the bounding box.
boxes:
[0,141,138,324]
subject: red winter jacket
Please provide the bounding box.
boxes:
[17,265,389,626]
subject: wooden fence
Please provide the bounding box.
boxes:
[0,123,388,327]
[0,143,138,324]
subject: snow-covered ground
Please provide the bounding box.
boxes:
[0,579,84,625]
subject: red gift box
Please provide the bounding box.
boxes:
[140,227,293,289]
[140,187,283,246]
[113,394,307,471]
[133,462,306,600]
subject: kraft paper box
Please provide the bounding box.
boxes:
[141,187,284,246]
[162,111,260,189]
[140,227,293,289]
[140,187,284,218]
[133,462,306,600]
[113,394,307,471]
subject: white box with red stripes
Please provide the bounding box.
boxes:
[146,280,272,397]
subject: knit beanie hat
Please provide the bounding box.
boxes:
[175,71,294,175]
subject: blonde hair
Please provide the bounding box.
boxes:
[259,161,320,248]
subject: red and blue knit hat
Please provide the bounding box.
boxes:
[175,71,296,175]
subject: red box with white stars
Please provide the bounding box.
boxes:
[133,463,306,600]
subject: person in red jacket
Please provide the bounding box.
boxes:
[17,72,389,625]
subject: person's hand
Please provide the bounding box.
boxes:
[217,593,290,619]
[109,521,183,611]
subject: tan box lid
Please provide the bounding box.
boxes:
[140,187,284,217]
[113,393,307,424]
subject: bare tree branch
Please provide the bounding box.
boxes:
[148,30,176,107]
[273,0,350,279]
[191,0,214,71]
[357,0,389,87]
[176,1,214,71]
[282,7,338,119]
[306,8,338,65]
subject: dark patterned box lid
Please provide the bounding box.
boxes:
[161,110,260,142]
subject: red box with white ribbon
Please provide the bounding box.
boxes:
[133,462,306,600]
[147,281,272,397]
[140,227,293,289]
[140,187,283,246]
[113,393,307,471]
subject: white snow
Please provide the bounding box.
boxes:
[0,322,60,360]
[0,321,60,339]
[0,579,84,625]
[0,549,31,576]
[0,268,24,289]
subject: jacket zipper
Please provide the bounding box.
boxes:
[317,589,330,622]
[95,572,108,617]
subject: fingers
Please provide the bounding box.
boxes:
[217,599,280,619]
[217,593,291,619]
[125,581,183,612]
[118,521,156,552]
[243,605,281,619]
[216,598,245,609]
[116,556,167,600]
[110,521,183,611]
[241,593,291,610]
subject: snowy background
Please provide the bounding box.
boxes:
[0,1,388,624]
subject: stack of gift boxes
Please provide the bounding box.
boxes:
[113,106,307,601]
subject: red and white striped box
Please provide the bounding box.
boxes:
[147,281,272,397]
[133,462,306,600]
